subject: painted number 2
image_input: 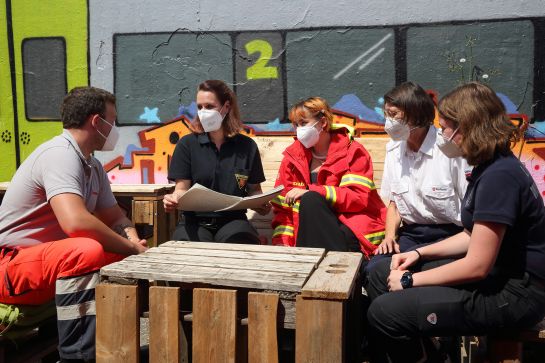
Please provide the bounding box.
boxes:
[245,39,278,80]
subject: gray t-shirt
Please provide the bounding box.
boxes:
[0,130,117,248]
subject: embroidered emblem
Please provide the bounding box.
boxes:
[292,181,306,187]
[427,313,437,325]
[235,174,249,190]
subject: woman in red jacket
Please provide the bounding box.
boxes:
[271,97,386,255]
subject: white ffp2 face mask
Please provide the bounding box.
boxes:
[97,117,119,151]
[198,104,226,133]
[296,121,321,149]
[384,117,411,141]
[436,127,463,158]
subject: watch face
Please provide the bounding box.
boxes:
[401,272,413,289]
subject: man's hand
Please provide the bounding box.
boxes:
[387,269,405,291]
[284,188,308,205]
[163,191,182,213]
[133,239,148,254]
[374,237,400,255]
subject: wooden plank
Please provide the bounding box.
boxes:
[101,261,308,292]
[160,241,325,257]
[149,286,182,363]
[301,252,362,300]
[124,252,318,275]
[133,200,153,225]
[153,200,168,248]
[248,292,279,363]
[193,289,237,363]
[295,295,344,363]
[111,184,173,195]
[145,246,323,264]
[96,284,140,363]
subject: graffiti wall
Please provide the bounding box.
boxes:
[1,0,544,197]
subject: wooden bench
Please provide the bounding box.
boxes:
[461,320,545,363]
[248,136,388,243]
[96,241,363,362]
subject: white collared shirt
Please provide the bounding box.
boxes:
[380,125,471,225]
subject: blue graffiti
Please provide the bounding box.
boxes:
[178,102,197,120]
[526,121,545,139]
[497,93,518,114]
[139,107,161,123]
[333,94,383,123]
[124,144,150,165]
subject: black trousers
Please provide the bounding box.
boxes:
[365,223,463,273]
[296,191,360,252]
[364,257,545,362]
[172,217,261,244]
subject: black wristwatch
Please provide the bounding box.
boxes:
[400,271,413,289]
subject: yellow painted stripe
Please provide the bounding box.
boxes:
[365,231,386,245]
[340,174,376,189]
[273,225,294,237]
[325,185,336,206]
[271,195,300,213]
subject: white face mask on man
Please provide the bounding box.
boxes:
[384,117,413,141]
[436,127,463,158]
[198,104,226,133]
[296,121,322,149]
[96,117,119,151]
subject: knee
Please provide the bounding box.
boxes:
[299,191,326,210]
[57,238,106,276]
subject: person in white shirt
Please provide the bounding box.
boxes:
[365,82,470,273]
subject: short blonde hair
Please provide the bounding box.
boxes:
[288,97,333,131]
[438,82,520,165]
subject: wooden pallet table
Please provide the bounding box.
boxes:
[96,241,363,363]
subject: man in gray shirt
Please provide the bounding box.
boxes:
[0,87,147,362]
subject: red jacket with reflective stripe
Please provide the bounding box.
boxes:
[271,128,386,256]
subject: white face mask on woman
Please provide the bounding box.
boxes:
[198,104,226,132]
[97,117,120,151]
[384,117,412,141]
[436,127,463,158]
[297,121,321,149]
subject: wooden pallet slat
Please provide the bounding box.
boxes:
[96,284,140,363]
[248,292,279,363]
[149,286,183,363]
[193,289,237,363]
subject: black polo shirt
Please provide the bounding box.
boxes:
[461,151,545,280]
[168,132,265,219]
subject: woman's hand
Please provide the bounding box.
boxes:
[284,188,308,205]
[251,202,272,216]
[163,191,182,213]
[387,269,405,291]
[374,236,400,255]
[390,250,420,271]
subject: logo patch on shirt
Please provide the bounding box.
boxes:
[292,181,306,187]
[235,174,248,190]
[427,313,437,325]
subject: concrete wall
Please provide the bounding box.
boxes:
[1,0,545,197]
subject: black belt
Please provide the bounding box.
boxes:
[185,216,238,229]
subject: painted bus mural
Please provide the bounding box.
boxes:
[0,0,544,198]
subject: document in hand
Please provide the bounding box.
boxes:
[176,183,284,212]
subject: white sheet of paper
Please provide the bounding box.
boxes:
[177,183,284,212]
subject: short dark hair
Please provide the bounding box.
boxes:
[383,82,435,128]
[60,86,116,129]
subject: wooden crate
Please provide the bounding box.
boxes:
[96,241,362,363]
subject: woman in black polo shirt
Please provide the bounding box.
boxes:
[164,80,270,244]
[364,82,545,362]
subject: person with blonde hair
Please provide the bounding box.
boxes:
[271,96,386,253]
[365,82,545,362]
[164,80,269,243]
